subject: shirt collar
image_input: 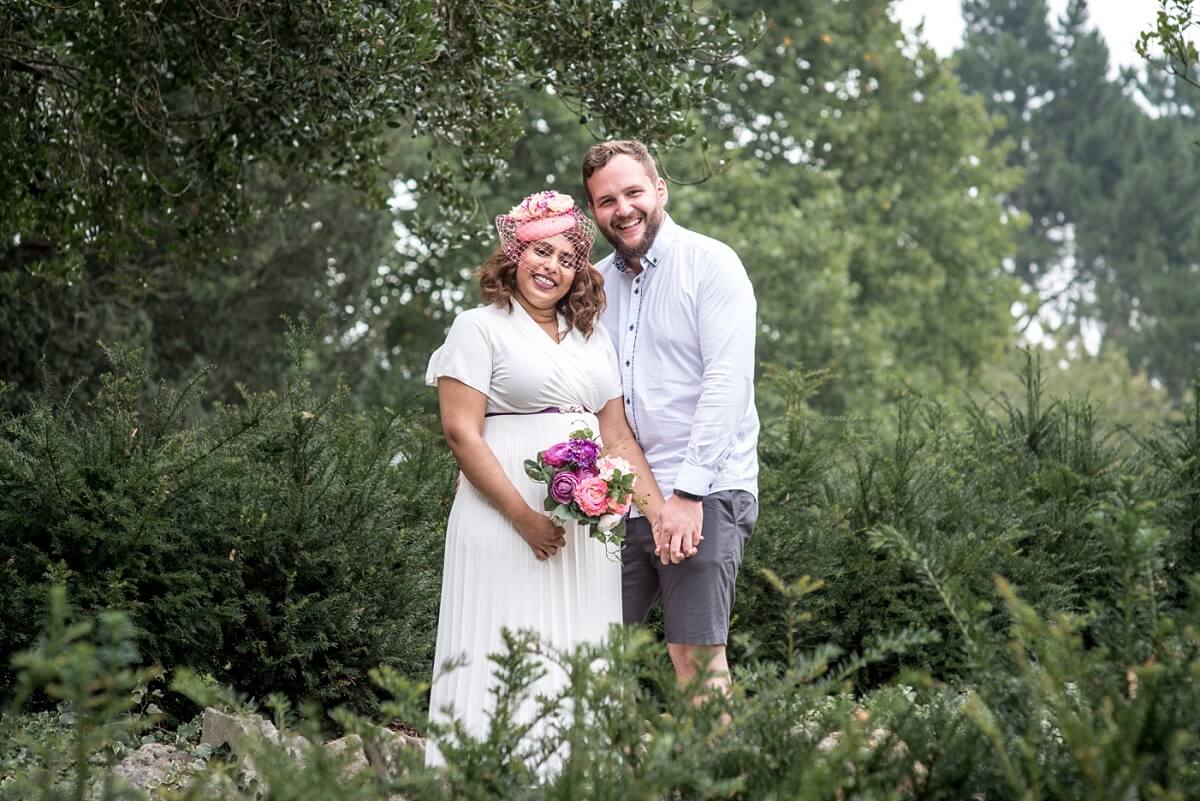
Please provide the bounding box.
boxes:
[613,213,678,274]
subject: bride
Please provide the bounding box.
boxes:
[424,190,663,770]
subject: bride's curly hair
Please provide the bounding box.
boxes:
[478,245,606,337]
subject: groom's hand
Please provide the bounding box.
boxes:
[657,495,703,565]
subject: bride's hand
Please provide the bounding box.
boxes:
[514,507,567,560]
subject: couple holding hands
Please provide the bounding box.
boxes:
[424,140,760,764]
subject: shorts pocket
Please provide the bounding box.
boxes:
[732,490,759,529]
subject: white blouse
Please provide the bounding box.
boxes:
[426,301,622,415]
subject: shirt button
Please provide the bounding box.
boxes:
[628,325,633,331]
[634,290,639,295]
[625,360,630,366]
[625,398,631,405]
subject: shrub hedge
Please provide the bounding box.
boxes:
[0,327,451,714]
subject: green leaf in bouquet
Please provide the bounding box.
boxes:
[611,519,627,541]
[544,495,558,512]
[524,459,546,482]
[568,427,595,441]
[552,504,578,522]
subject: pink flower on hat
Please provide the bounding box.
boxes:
[495,189,596,263]
[508,190,575,221]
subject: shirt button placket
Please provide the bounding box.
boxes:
[625,275,642,434]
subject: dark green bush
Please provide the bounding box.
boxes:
[736,355,1196,686]
[7,531,1199,801]
[5,339,1197,719]
[0,325,451,713]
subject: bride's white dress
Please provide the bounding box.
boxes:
[424,301,623,768]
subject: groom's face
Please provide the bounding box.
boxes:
[586,154,668,261]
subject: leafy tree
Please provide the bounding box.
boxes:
[0,170,401,413]
[0,2,760,412]
[1,0,756,272]
[956,0,1200,398]
[668,0,1022,413]
[1139,0,1200,91]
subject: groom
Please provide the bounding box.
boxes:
[582,140,760,692]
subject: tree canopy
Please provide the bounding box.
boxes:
[0,0,760,412]
[1,0,759,274]
[955,0,1200,399]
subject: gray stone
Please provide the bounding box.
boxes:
[361,724,425,773]
[113,743,195,790]
[325,734,370,775]
[200,707,307,781]
[197,707,425,791]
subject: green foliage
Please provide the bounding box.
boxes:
[6,326,1197,716]
[0,1,764,419]
[735,351,1198,688]
[7,515,1200,799]
[0,322,451,713]
[1,0,758,275]
[1140,0,1200,90]
[1,586,160,800]
[957,0,1200,399]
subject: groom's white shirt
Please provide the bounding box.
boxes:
[596,213,759,511]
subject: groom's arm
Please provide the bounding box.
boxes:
[658,247,756,564]
[675,249,757,496]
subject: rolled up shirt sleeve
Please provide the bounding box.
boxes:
[672,250,757,497]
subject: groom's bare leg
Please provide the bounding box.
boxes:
[668,643,730,695]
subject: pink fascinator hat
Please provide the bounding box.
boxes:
[495,190,596,263]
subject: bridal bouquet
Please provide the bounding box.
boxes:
[523,427,636,548]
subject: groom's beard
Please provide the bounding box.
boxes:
[601,204,664,262]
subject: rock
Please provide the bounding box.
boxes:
[197,707,425,789]
[200,708,305,757]
[113,743,195,790]
[360,723,425,773]
[200,707,307,781]
[817,730,843,752]
[325,734,370,774]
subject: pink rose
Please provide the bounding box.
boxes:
[574,476,610,517]
[607,493,632,516]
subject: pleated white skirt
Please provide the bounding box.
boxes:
[425,411,621,769]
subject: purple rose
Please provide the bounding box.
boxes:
[567,438,600,468]
[543,442,572,467]
[550,470,581,505]
[575,465,599,480]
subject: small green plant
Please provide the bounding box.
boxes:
[1,586,159,801]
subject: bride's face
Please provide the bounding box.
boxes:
[513,233,580,310]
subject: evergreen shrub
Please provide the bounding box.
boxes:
[0,325,451,713]
[736,357,1199,686]
[5,532,1199,801]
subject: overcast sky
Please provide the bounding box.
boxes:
[891,0,1159,70]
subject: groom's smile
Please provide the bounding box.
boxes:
[585,153,669,264]
[613,214,646,245]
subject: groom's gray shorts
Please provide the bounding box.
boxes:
[622,489,758,645]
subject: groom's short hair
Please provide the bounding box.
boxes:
[581,140,660,201]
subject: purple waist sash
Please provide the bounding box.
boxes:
[485,405,589,418]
